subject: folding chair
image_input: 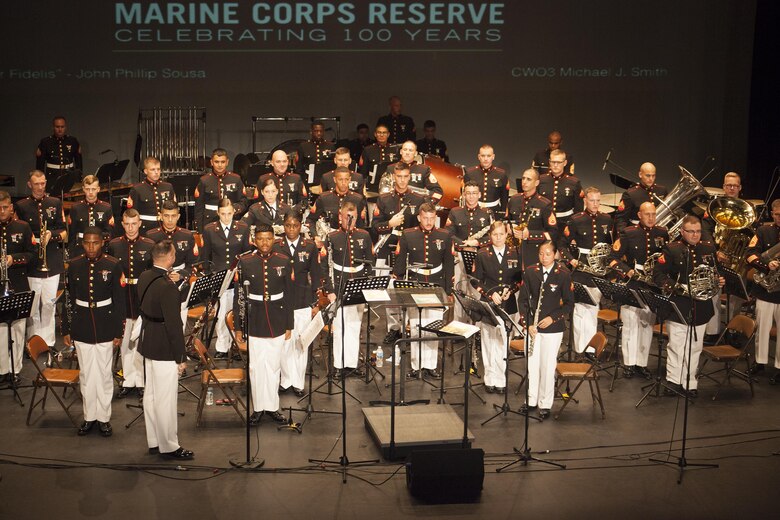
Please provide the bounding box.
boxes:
[192,338,247,426]
[225,310,247,367]
[554,332,608,420]
[698,314,756,400]
[25,335,81,427]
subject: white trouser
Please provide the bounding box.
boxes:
[215,289,234,353]
[332,304,365,369]
[75,341,114,423]
[121,319,145,388]
[755,299,780,368]
[281,307,312,390]
[0,319,25,375]
[705,290,722,336]
[665,321,707,390]
[410,308,444,371]
[376,262,401,333]
[180,303,188,334]
[143,358,180,453]
[479,317,508,388]
[248,334,284,412]
[620,305,655,367]
[527,331,563,409]
[573,287,601,353]
[27,275,60,346]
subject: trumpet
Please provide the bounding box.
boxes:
[38,219,49,272]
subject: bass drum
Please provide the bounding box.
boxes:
[420,154,464,210]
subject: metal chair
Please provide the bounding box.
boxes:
[698,314,756,400]
[554,332,608,420]
[25,335,81,427]
[191,338,247,426]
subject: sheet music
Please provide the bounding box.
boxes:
[411,293,442,306]
[439,321,480,338]
[298,310,325,350]
[362,289,391,302]
[219,268,236,296]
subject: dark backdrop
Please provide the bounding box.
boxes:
[0,1,758,196]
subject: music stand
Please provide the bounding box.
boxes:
[49,168,80,197]
[719,265,749,318]
[350,276,391,390]
[592,278,647,391]
[185,269,231,348]
[450,291,496,405]
[0,291,35,405]
[635,291,689,406]
[392,281,445,388]
[459,250,478,275]
[96,160,129,186]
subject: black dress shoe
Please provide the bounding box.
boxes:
[634,366,653,379]
[406,369,420,379]
[293,388,305,397]
[278,385,290,394]
[137,388,144,399]
[494,387,506,395]
[485,385,495,394]
[520,403,538,414]
[161,447,194,460]
[98,421,113,437]
[77,421,95,436]
[686,389,698,398]
[770,371,780,386]
[749,363,765,375]
[265,410,288,424]
[248,412,263,426]
[622,366,634,379]
[148,447,160,455]
[350,367,366,378]
[117,387,133,399]
[703,334,719,346]
[213,352,229,360]
[539,409,551,419]
[424,368,441,379]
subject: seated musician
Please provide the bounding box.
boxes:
[308,167,368,246]
[242,177,291,235]
[614,163,668,233]
[472,221,522,394]
[320,147,366,196]
[462,145,509,218]
[385,141,443,205]
[392,203,454,379]
[256,150,307,210]
[518,241,573,420]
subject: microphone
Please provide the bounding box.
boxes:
[465,273,481,288]
[352,258,373,265]
[601,149,612,172]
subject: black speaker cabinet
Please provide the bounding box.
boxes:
[406,448,484,503]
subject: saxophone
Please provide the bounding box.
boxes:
[375,203,408,251]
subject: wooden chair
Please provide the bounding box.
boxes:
[25,335,81,427]
[192,338,247,426]
[554,332,608,420]
[698,314,756,400]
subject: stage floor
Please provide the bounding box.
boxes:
[1,320,779,519]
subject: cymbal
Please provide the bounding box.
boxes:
[600,193,623,207]
[599,205,615,214]
[705,187,725,196]
[365,191,379,200]
[309,185,322,195]
[693,200,708,211]
[746,199,765,207]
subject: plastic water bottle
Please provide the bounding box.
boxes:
[205,387,214,406]
[376,347,384,368]
[395,345,401,366]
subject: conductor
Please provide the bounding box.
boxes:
[137,240,193,460]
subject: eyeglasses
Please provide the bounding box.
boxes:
[549,160,565,165]
[681,229,701,234]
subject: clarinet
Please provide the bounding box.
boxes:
[327,241,335,291]
[528,279,545,355]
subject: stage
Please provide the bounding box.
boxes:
[1,319,779,519]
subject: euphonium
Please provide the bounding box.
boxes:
[655,166,708,240]
[708,196,755,273]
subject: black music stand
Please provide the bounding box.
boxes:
[0,291,35,406]
[347,275,391,391]
[635,291,689,406]
[185,269,230,349]
[96,160,129,186]
[592,278,647,391]
[49,168,80,197]
[459,250,478,274]
[393,280,446,388]
[719,265,749,319]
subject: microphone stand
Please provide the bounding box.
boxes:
[498,272,565,472]
[650,247,717,482]
[309,217,378,483]
[230,278,264,469]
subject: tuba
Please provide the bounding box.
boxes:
[655,166,708,240]
[675,263,720,301]
[576,242,612,277]
[708,196,755,273]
